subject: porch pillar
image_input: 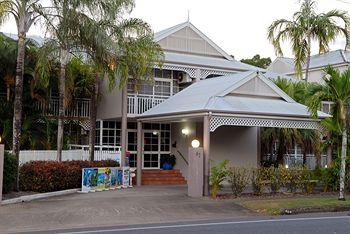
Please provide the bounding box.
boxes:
[136,120,142,186]
[203,114,210,196]
[121,87,127,166]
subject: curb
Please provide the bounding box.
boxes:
[1,189,79,205]
[281,205,350,215]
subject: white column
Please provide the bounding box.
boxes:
[121,87,128,167]
[203,114,210,196]
[137,121,142,186]
[99,120,103,147]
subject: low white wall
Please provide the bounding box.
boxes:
[19,150,120,165]
[172,122,259,179]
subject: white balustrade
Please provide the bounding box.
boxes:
[36,97,91,119]
[127,94,168,115]
[19,145,121,165]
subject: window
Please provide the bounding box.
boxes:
[321,101,334,114]
[96,121,121,146]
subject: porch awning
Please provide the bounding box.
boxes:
[138,71,330,131]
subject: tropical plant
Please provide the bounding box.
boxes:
[209,160,230,198]
[308,66,350,200]
[268,0,350,81]
[266,166,283,194]
[251,167,267,195]
[0,0,44,189]
[227,167,250,196]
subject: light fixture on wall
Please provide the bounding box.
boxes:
[181,128,189,136]
[152,131,158,136]
[285,164,289,169]
[191,139,200,148]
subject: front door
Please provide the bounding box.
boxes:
[142,131,160,169]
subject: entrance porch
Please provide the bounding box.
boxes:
[136,71,329,196]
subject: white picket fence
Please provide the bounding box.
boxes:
[19,150,121,165]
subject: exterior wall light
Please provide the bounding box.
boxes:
[181,128,189,136]
[285,164,289,169]
[152,131,158,136]
[191,139,200,148]
[325,164,328,168]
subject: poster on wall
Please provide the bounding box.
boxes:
[81,167,131,193]
[82,168,98,192]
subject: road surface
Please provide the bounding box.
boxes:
[29,212,350,234]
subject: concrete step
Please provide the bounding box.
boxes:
[142,177,186,182]
[141,169,186,185]
[142,169,181,174]
[142,180,187,185]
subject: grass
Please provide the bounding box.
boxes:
[237,195,350,215]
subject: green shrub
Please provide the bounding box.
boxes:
[3,152,18,193]
[266,166,282,194]
[251,168,266,195]
[19,160,119,192]
[210,160,230,198]
[315,167,338,192]
[280,166,304,193]
[302,170,316,194]
[228,167,250,196]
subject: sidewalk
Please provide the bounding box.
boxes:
[0,186,253,233]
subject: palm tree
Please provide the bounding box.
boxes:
[38,0,124,161]
[0,0,43,188]
[308,66,350,200]
[83,17,163,162]
[268,0,350,81]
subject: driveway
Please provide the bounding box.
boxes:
[0,186,253,233]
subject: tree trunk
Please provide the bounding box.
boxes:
[304,36,312,82]
[120,86,127,167]
[89,74,99,161]
[326,132,333,167]
[57,48,68,162]
[12,33,26,191]
[339,121,347,200]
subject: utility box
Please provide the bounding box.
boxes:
[188,147,204,197]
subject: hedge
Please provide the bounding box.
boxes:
[19,160,119,192]
[3,152,18,193]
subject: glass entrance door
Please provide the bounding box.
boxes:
[142,131,160,169]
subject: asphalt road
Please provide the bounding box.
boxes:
[29,212,350,234]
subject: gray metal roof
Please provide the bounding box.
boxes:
[164,52,264,72]
[307,50,349,69]
[140,71,329,119]
[263,71,297,81]
[271,50,350,74]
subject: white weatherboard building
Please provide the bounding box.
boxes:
[268,50,350,84]
[70,21,329,191]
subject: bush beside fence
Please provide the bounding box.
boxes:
[19,160,119,193]
[3,152,17,194]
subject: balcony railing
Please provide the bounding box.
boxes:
[127,94,168,116]
[36,97,91,119]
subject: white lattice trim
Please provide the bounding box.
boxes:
[210,116,321,132]
[155,64,235,79]
[200,69,232,79]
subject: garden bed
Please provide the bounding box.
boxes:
[235,195,350,215]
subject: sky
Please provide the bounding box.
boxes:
[1,0,350,60]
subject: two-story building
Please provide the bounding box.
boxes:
[94,21,264,171]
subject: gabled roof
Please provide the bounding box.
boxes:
[269,50,350,74]
[140,71,329,119]
[154,21,233,61]
[163,52,264,72]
